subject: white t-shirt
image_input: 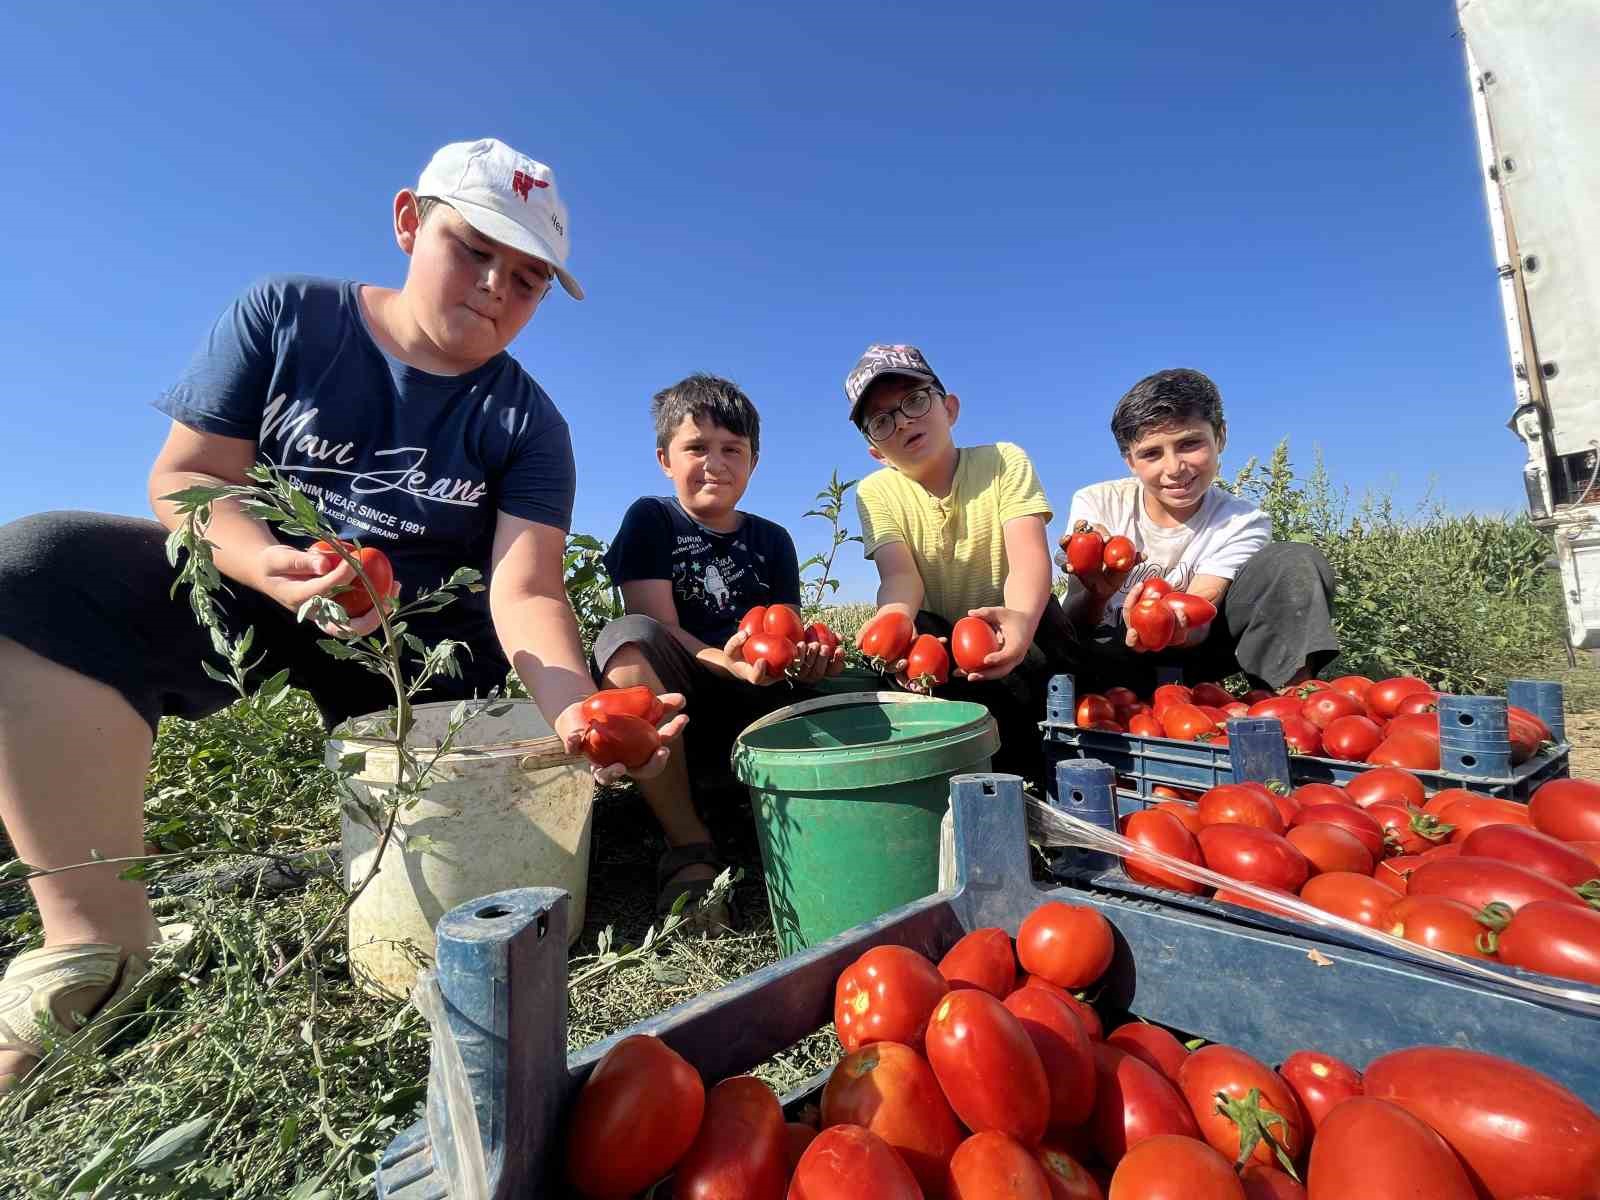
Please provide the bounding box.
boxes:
[1067,478,1271,621]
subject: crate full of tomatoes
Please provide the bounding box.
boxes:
[1044,672,1569,800]
[377,775,1600,1200]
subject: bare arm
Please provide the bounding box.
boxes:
[965,515,1052,681]
[866,542,925,621]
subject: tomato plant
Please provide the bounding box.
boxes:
[938,927,1017,997]
[1199,784,1287,834]
[1367,676,1434,719]
[1363,1046,1600,1200]
[788,1124,923,1200]
[1490,899,1600,986]
[1531,778,1600,844]
[1197,826,1310,892]
[1300,872,1398,928]
[1089,1044,1202,1165]
[1458,824,1599,890]
[581,685,665,726]
[1017,901,1114,990]
[1103,534,1138,573]
[310,539,395,617]
[1177,1044,1307,1169]
[1286,822,1374,877]
[1305,1098,1477,1200]
[1122,809,1207,894]
[926,988,1051,1145]
[1344,767,1425,811]
[859,610,915,666]
[820,1041,964,1196]
[1277,1050,1362,1131]
[906,633,950,688]
[1108,1134,1245,1200]
[952,615,1000,673]
[673,1075,788,1200]
[1004,986,1098,1129]
[833,944,948,1052]
[581,712,660,770]
[565,1035,704,1198]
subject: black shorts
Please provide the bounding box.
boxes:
[0,511,512,736]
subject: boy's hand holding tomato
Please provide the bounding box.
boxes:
[956,609,1031,682]
[256,542,398,639]
[558,691,688,785]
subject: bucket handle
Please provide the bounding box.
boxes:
[733,689,939,743]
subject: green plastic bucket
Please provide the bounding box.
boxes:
[731,693,999,955]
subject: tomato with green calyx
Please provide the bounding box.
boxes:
[1344,767,1425,810]
[1531,777,1600,843]
[833,944,948,1053]
[1066,524,1107,576]
[1320,715,1383,761]
[582,713,661,771]
[1004,986,1098,1129]
[788,1125,923,1200]
[1286,822,1374,877]
[926,988,1050,1145]
[309,539,395,617]
[951,1130,1054,1199]
[1177,1043,1306,1171]
[1300,871,1397,928]
[1459,823,1599,890]
[1102,535,1138,573]
[938,927,1016,997]
[1199,783,1286,834]
[1129,597,1176,651]
[858,610,915,667]
[1106,1022,1189,1083]
[673,1075,788,1200]
[1108,1134,1245,1200]
[951,615,1000,673]
[1090,1044,1201,1166]
[1160,702,1215,742]
[582,685,665,726]
[1277,1050,1362,1132]
[743,633,797,676]
[1488,899,1600,985]
[565,1035,704,1198]
[820,1041,964,1195]
[1279,717,1323,757]
[1367,802,1452,856]
[905,633,949,688]
[1363,1046,1600,1200]
[1306,1098,1476,1200]
[1198,826,1310,892]
[1383,894,1496,958]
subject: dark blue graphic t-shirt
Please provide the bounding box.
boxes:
[603,497,802,646]
[155,275,576,641]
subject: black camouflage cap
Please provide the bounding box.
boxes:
[844,344,944,423]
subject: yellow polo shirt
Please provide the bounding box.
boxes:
[855,442,1053,621]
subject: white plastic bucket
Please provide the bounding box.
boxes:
[333,699,593,999]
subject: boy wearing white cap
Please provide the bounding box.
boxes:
[0,139,680,1090]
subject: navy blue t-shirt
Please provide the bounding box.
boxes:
[603,497,802,646]
[156,275,576,639]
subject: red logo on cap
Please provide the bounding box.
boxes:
[511,171,534,201]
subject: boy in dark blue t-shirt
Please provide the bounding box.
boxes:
[0,138,684,1091]
[595,374,843,923]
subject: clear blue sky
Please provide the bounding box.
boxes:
[3,2,1520,602]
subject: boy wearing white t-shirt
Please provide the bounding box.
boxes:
[1059,368,1337,691]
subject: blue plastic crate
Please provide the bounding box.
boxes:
[1042,674,1571,801]
[376,773,1600,1199]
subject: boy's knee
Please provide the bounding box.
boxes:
[592,614,669,684]
[1244,542,1335,595]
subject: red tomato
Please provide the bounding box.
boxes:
[1508,704,1555,743]
[787,1124,923,1200]
[859,610,916,666]
[1366,730,1440,771]
[1137,577,1175,602]
[1571,841,1600,869]
[743,633,798,676]
[1330,675,1375,703]
[1021,977,1104,1040]
[1248,695,1305,723]
[951,1130,1054,1198]
[1177,1044,1307,1169]
[1240,1166,1307,1200]
[1160,702,1216,742]
[1277,1050,1362,1131]
[1302,691,1366,730]
[1224,702,1252,718]
[1035,1143,1105,1200]
[1164,592,1218,627]
[1004,986,1098,1130]
[1494,899,1600,986]
[784,1124,816,1175]
[1508,711,1549,764]
[582,685,666,725]
[1384,895,1497,959]
[1291,803,1386,860]
[1152,782,1203,802]
[834,945,948,1052]
[1436,795,1534,843]
[1198,784,1286,834]
[1531,778,1600,844]
[926,989,1050,1145]
[1366,802,1452,856]
[1089,1044,1202,1166]
[938,928,1017,997]
[1344,767,1426,810]
[906,634,951,688]
[1290,783,1353,807]
[1279,717,1324,756]
[1306,1098,1476,1200]
[1066,526,1107,576]
[1190,682,1234,707]
[1017,902,1114,990]
[1459,823,1599,889]
[565,1035,705,1198]
[1286,823,1374,877]
[1128,712,1165,738]
[951,616,1000,674]
[1368,676,1435,719]
[1386,712,1441,746]
[1107,1133,1245,1200]
[581,712,661,770]
[760,605,806,643]
[1102,535,1138,574]
[1265,791,1303,829]
[1122,809,1207,895]
[1407,855,1582,914]
[1363,1046,1600,1200]
[1105,686,1142,715]
[309,540,395,617]
[1129,598,1177,651]
[740,607,768,636]
[803,621,840,650]
[1300,872,1397,928]
[674,1075,788,1200]
[1077,694,1117,727]
[1373,854,1423,894]
[1151,684,1194,717]
[820,1041,964,1196]
[1320,715,1383,761]
[1105,1022,1189,1083]
[1394,691,1440,717]
[1198,826,1310,892]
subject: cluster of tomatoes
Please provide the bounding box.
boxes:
[578,685,668,770]
[1119,768,1600,986]
[1075,674,1556,768]
[737,606,841,678]
[856,611,1001,688]
[562,898,1600,1198]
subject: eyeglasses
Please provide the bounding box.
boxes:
[864,387,940,443]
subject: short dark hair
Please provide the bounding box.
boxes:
[415,195,448,226]
[1110,368,1225,453]
[652,374,761,456]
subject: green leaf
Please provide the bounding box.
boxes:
[403,834,440,856]
[129,1115,213,1174]
[199,661,234,687]
[338,751,369,774]
[277,1114,299,1152]
[62,1142,121,1193]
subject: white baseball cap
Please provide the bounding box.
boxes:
[417,138,584,300]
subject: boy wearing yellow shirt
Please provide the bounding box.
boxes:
[848,343,1073,784]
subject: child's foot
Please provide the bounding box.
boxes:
[655,843,735,934]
